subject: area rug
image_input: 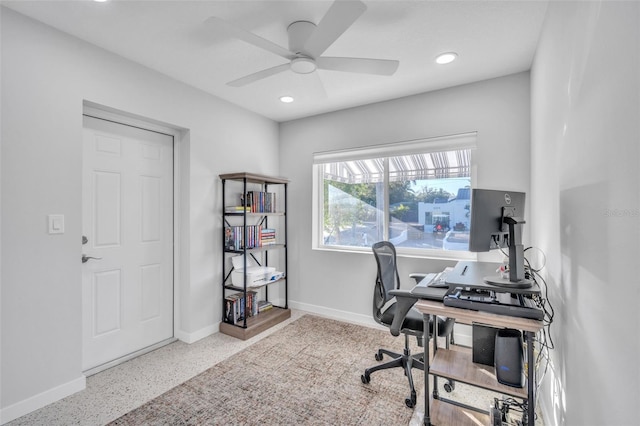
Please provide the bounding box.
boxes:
[109,315,422,425]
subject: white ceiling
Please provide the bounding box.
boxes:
[2,0,549,122]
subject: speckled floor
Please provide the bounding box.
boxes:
[8,310,307,426]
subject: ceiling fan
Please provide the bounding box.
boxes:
[205,0,399,87]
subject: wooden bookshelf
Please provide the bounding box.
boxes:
[219,307,291,340]
[224,276,287,292]
[224,243,286,255]
[219,173,289,340]
[219,172,289,185]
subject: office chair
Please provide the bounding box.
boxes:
[360,241,454,408]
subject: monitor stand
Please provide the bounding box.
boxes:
[484,275,533,289]
[484,216,533,289]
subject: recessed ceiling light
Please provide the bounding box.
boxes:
[435,52,458,65]
[94,0,109,2]
[280,96,294,103]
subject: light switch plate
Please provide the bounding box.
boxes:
[48,214,65,234]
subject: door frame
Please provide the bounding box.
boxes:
[82,102,187,374]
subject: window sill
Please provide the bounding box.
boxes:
[312,245,477,262]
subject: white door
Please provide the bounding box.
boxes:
[82,115,174,372]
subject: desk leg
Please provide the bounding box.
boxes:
[423,313,431,426]
[526,331,535,426]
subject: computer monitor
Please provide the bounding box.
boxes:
[468,188,532,289]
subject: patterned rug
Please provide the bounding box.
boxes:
[109,315,422,425]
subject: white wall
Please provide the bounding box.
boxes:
[531,1,639,425]
[0,8,279,421]
[279,72,531,323]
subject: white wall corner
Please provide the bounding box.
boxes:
[289,300,380,329]
[175,323,219,345]
[452,323,472,347]
[0,376,86,425]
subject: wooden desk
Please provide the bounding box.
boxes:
[415,299,544,426]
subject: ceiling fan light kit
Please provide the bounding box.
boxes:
[436,52,458,65]
[206,0,399,88]
[291,57,317,74]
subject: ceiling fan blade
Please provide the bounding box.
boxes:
[307,71,328,99]
[205,17,294,60]
[303,0,367,58]
[226,63,291,87]
[317,57,399,76]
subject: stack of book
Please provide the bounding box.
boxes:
[260,228,276,246]
[224,291,258,324]
[257,300,273,313]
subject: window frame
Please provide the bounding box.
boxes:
[312,133,478,260]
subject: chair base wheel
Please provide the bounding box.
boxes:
[375,351,383,361]
[361,372,371,384]
[405,390,416,408]
[444,380,455,392]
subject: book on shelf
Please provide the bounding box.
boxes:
[223,293,239,324]
[224,226,241,251]
[257,300,273,313]
[244,191,277,213]
[260,228,277,246]
[225,226,277,250]
[225,206,251,213]
[224,291,259,325]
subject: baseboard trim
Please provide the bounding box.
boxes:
[175,323,218,344]
[291,301,473,347]
[289,301,381,329]
[0,376,86,425]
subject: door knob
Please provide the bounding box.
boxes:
[82,254,102,263]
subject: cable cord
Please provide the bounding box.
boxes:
[492,240,556,420]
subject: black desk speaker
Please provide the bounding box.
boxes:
[472,324,498,366]
[495,328,524,387]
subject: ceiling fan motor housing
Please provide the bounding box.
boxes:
[288,21,319,73]
[287,20,316,55]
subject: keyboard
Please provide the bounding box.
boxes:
[420,267,454,288]
[443,288,544,320]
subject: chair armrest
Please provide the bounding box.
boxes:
[388,289,419,337]
[409,273,427,284]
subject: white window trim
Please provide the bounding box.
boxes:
[312,132,478,261]
[313,132,477,163]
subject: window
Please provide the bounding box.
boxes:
[313,133,476,258]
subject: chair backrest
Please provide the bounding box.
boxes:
[371,241,401,324]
